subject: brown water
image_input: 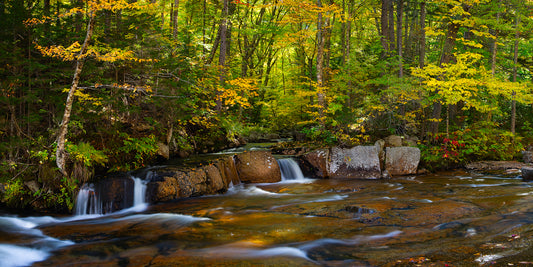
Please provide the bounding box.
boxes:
[3,171,533,266]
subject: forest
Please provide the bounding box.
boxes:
[1,0,533,212]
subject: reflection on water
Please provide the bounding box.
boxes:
[2,171,533,266]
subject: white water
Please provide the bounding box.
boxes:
[278,158,306,181]
[0,216,74,267]
[75,175,148,216]
[75,183,101,215]
[132,176,148,206]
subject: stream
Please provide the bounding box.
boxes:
[1,158,533,266]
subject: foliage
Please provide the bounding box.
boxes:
[3,0,533,212]
[1,179,28,208]
[420,122,524,170]
[66,142,108,168]
[112,134,158,171]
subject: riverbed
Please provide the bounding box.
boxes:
[2,167,533,266]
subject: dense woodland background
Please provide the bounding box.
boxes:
[2,0,533,212]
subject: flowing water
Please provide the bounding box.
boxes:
[2,161,533,266]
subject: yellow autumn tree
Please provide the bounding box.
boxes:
[412,52,532,135]
[30,0,155,176]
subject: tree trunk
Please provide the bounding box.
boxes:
[316,0,326,120]
[56,11,95,176]
[419,1,426,68]
[397,0,404,77]
[511,14,520,134]
[172,0,180,38]
[380,0,392,54]
[217,0,230,112]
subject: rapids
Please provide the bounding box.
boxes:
[2,160,533,266]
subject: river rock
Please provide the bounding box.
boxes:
[215,156,241,186]
[300,149,329,178]
[147,175,180,202]
[522,167,533,181]
[328,146,381,179]
[95,174,134,213]
[402,136,419,146]
[204,164,225,193]
[384,135,403,147]
[385,147,420,176]
[236,151,281,183]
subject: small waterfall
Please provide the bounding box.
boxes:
[278,158,305,181]
[132,175,148,206]
[75,184,102,215]
[75,174,149,215]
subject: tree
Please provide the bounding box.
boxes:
[33,1,152,176]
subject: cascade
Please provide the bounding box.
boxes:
[278,158,305,181]
[132,175,148,206]
[75,184,102,215]
[74,175,148,215]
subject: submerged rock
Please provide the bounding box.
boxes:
[235,151,281,183]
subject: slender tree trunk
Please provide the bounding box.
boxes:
[380,0,392,53]
[56,11,95,176]
[419,1,426,68]
[316,0,326,120]
[75,0,84,34]
[490,1,501,76]
[217,0,230,112]
[388,0,394,51]
[172,0,180,38]
[202,0,207,56]
[511,14,520,134]
[397,0,404,77]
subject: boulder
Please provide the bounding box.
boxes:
[385,147,420,176]
[147,155,240,203]
[187,168,208,196]
[236,151,281,183]
[300,149,329,178]
[522,167,533,181]
[328,146,381,179]
[402,136,419,147]
[147,176,180,203]
[384,135,403,147]
[215,156,241,186]
[95,174,134,213]
[204,164,226,194]
[374,140,386,170]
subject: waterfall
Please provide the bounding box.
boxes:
[75,184,102,215]
[75,174,148,215]
[278,158,305,181]
[132,175,148,206]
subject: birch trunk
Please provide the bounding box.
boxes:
[56,11,95,176]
